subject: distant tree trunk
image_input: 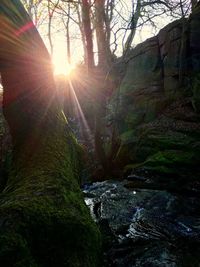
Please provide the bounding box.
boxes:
[178,0,188,86]
[0,1,101,266]
[21,0,44,28]
[191,0,198,12]
[66,20,71,64]
[94,0,111,68]
[104,0,115,59]
[47,0,59,56]
[47,0,54,56]
[81,0,94,69]
[123,0,141,56]
[63,2,71,65]
[75,3,87,64]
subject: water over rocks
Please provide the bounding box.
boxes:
[83,179,200,267]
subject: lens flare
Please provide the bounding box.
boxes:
[52,54,75,76]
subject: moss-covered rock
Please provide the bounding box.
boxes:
[144,150,197,173]
[110,8,200,181]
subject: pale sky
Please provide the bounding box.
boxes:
[36,2,175,75]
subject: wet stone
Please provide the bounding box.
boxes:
[83,179,200,267]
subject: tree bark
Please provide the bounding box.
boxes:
[0,1,101,266]
[75,3,88,65]
[104,0,114,59]
[123,0,141,57]
[63,2,71,65]
[82,0,94,69]
[191,0,198,12]
[94,0,111,68]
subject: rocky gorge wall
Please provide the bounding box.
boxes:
[113,6,200,180]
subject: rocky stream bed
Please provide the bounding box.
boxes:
[83,177,200,267]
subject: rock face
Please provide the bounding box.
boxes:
[83,180,200,267]
[113,7,200,180]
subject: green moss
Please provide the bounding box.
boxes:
[120,130,137,144]
[0,110,101,267]
[0,201,101,267]
[142,150,197,174]
[145,165,172,174]
[147,133,195,149]
[0,232,39,267]
[146,150,195,165]
[0,175,101,266]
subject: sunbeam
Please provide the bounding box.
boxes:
[68,79,94,147]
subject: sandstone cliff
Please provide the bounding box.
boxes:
[113,6,200,179]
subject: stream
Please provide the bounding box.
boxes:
[83,179,200,267]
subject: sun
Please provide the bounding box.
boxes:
[52,54,75,76]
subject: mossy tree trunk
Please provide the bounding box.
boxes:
[0,1,101,267]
